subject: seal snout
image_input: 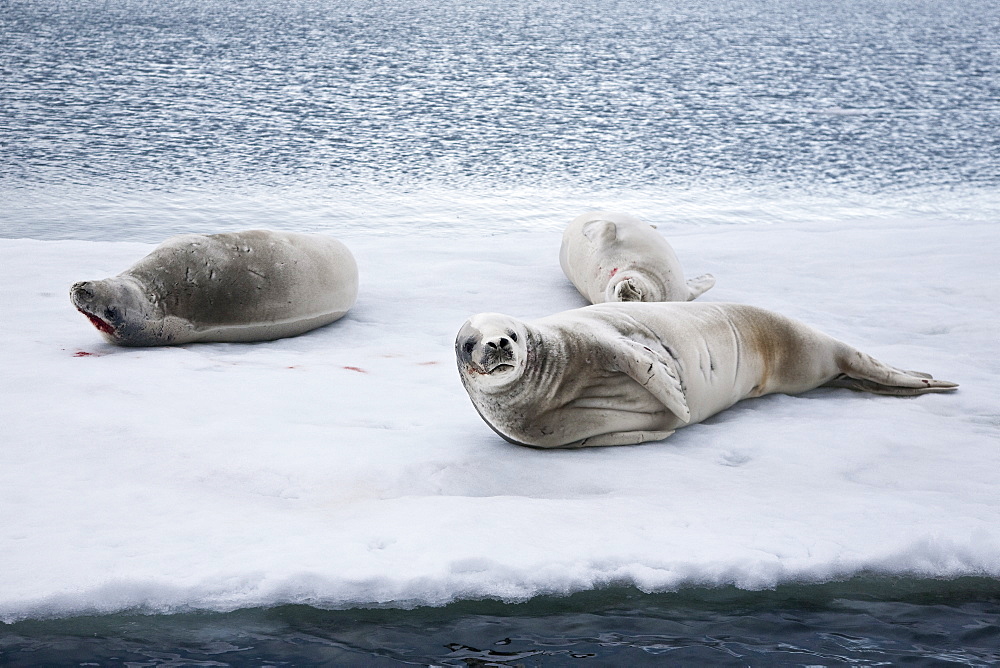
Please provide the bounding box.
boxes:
[480,334,516,374]
[71,281,95,306]
[613,277,644,302]
[456,333,514,375]
[485,336,512,353]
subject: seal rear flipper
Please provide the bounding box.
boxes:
[824,374,958,396]
[574,430,676,448]
[615,339,691,423]
[685,273,716,301]
[828,351,958,396]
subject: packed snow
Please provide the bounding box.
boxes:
[1,213,997,622]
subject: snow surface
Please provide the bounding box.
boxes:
[1,215,997,622]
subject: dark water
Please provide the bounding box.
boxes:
[3,578,1000,666]
[2,0,1000,240]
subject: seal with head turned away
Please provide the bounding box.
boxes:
[560,210,715,304]
[455,302,957,448]
[71,230,358,346]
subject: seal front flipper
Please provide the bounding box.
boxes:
[612,338,691,423]
[685,273,716,301]
[581,219,617,244]
[574,430,676,448]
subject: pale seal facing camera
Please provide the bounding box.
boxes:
[71,230,358,346]
[560,210,715,303]
[456,302,957,448]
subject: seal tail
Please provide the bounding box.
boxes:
[826,349,958,396]
[685,273,716,301]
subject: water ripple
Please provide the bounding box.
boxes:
[3,0,999,206]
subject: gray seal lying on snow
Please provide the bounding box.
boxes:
[71,230,358,346]
[456,302,957,448]
[559,210,715,304]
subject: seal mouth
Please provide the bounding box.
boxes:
[76,308,115,335]
[467,361,515,376]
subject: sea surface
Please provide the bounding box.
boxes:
[2,0,999,663]
[2,0,1000,241]
[3,579,1000,665]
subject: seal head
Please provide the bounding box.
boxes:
[455,313,529,392]
[70,277,162,346]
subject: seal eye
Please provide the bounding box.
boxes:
[463,340,476,355]
[104,306,120,322]
[508,331,518,343]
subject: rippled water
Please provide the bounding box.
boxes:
[2,0,999,240]
[3,579,1000,665]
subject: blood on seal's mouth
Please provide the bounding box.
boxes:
[78,309,114,335]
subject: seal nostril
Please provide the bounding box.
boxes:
[73,284,94,300]
[486,341,498,350]
[498,337,510,348]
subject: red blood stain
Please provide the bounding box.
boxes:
[74,351,96,357]
[417,361,440,366]
[610,267,619,277]
[80,311,114,335]
[343,366,367,373]
[287,366,300,369]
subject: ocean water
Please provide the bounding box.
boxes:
[3,579,1000,665]
[2,0,1000,663]
[2,0,999,240]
